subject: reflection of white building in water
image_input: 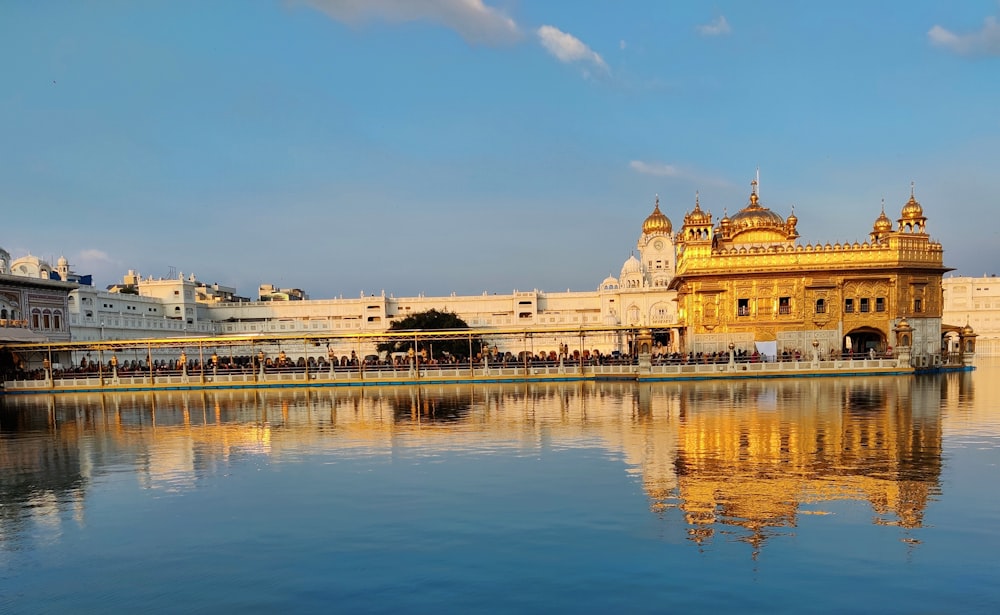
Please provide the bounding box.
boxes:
[62,198,684,358]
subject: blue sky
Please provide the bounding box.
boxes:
[2,1,998,298]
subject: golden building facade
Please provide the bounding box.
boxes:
[670,181,950,360]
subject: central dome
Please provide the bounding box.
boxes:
[729,191,785,230]
[642,196,673,235]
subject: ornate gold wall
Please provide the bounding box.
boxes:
[670,184,949,354]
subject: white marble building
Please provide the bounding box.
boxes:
[942,274,1000,356]
[0,248,75,344]
[62,198,683,358]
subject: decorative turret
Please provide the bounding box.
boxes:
[679,192,713,244]
[870,199,894,243]
[898,182,927,234]
[784,206,799,239]
[959,323,977,366]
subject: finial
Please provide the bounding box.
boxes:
[695,190,700,207]
[910,181,915,198]
[881,197,885,213]
[655,193,659,209]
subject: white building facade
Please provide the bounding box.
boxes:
[942,275,1000,356]
[60,198,682,360]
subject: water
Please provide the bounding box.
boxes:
[2,364,1000,613]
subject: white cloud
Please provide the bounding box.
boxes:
[300,0,520,44]
[697,15,731,37]
[78,249,114,264]
[629,160,729,187]
[74,249,121,287]
[630,160,682,177]
[537,25,609,73]
[928,16,1000,56]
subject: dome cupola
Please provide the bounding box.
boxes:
[683,192,712,227]
[873,203,893,233]
[897,182,927,234]
[729,179,786,230]
[642,195,673,235]
[620,254,642,277]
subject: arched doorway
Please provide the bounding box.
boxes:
[844,327,885,356]
[652,329,671,353]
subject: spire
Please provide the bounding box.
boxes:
[911,181,915,198]
[655,193,660,209]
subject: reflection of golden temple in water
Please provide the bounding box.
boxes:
[1,373,970,555]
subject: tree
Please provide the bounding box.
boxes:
[376,309,479,359]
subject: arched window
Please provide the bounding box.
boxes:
[815,298,826,314]
[43,310,51,329]
[31,309,40,329]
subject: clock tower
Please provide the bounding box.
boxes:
[638,195,675,288]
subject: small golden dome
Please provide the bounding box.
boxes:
[642,196,673,235]
[963,323,975,335]
[901,185,924,220]
[684,193,711,226]
[874,212,892,232]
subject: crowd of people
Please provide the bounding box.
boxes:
[6,343,896,382]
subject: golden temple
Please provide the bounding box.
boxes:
[670,180,951,360]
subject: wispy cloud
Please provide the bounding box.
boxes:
[696,15,731,37]
[78,248,114,264]
[928,15,1000,56]
[630,160,684,178]
[300,0,520,45]
[537,25,609,74]
[629,160,728,187]
[75,249,121,287]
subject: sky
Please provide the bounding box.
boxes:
[2,1,999,299]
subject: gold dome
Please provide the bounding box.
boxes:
[642,196,673,235]
[730,189,785,230]
[900,184,924,220]
[873,207,893,233]
[963,323,975,336]
[684,193,712,226]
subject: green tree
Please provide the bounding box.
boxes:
[376,309,479,359]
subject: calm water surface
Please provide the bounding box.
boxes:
[2,363,1000,613]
